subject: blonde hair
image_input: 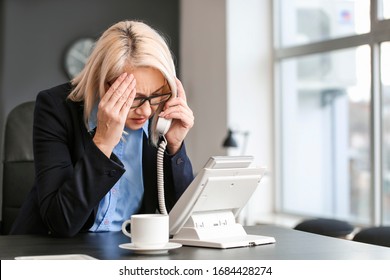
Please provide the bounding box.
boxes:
[68,20,177,146]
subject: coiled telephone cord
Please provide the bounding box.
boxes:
[157,136,168,215]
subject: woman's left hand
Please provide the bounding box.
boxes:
[159,77,194,154]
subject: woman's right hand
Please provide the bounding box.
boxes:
[93,73,136,157]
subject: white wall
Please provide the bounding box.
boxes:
[227,0,274,224]
[180,0,274,224]
[180,0,229,173]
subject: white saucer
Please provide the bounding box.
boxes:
[119,242,182,254]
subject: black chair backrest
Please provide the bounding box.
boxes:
[294,218,354,238]
[353,226,390,247]
[1,101,35,234]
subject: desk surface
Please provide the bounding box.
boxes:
[1,225,390,260]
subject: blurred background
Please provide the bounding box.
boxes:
[1,0,389,229]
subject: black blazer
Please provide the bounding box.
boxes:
[10,83,194,237]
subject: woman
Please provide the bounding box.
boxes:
[10,20,194,237]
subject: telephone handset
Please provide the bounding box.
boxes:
[156,117,172,136]
[156,117,172,215]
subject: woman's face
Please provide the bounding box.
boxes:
[124,67,169,130]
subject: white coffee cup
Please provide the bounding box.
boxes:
[121,214,169,249]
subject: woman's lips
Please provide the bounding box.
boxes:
[131,117,147,125]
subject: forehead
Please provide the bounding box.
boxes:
[126,67,165,93]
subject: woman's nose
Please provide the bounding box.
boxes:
[135,100,153,116]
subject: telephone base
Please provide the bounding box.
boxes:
[171,234,275,249]
[170,219,275,249]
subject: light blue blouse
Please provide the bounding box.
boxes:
[88,106,148,231]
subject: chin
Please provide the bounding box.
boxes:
[125,122,143,131]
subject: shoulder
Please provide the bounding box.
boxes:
[36,83,73,104]
[35,82,83,113]
[34,83,83,127]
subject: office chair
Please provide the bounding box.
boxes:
[352,226,390,247]
[1,101,35,235]
[294,218,355,238]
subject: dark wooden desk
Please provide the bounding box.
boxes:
[1,225,390,260]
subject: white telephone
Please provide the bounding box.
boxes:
[156,117,172,215]
[156,117,172,136]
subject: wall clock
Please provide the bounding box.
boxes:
[64,37,95,79]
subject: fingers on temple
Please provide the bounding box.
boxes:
[120,86,137,113]
[101,73,127,103]
[102,73,135,108]
[114,76,136,110]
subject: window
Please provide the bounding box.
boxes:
[278,0,370,47]
[381,42,390,224]
[379,0,390,19]
[274,0,390,225]
[280,47,371,223]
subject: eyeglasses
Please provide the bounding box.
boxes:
[131,92,172,109]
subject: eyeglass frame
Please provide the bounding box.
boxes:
[106,79,172,109]
[131,92,172,109]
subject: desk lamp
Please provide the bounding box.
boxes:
[222,128,249,155]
